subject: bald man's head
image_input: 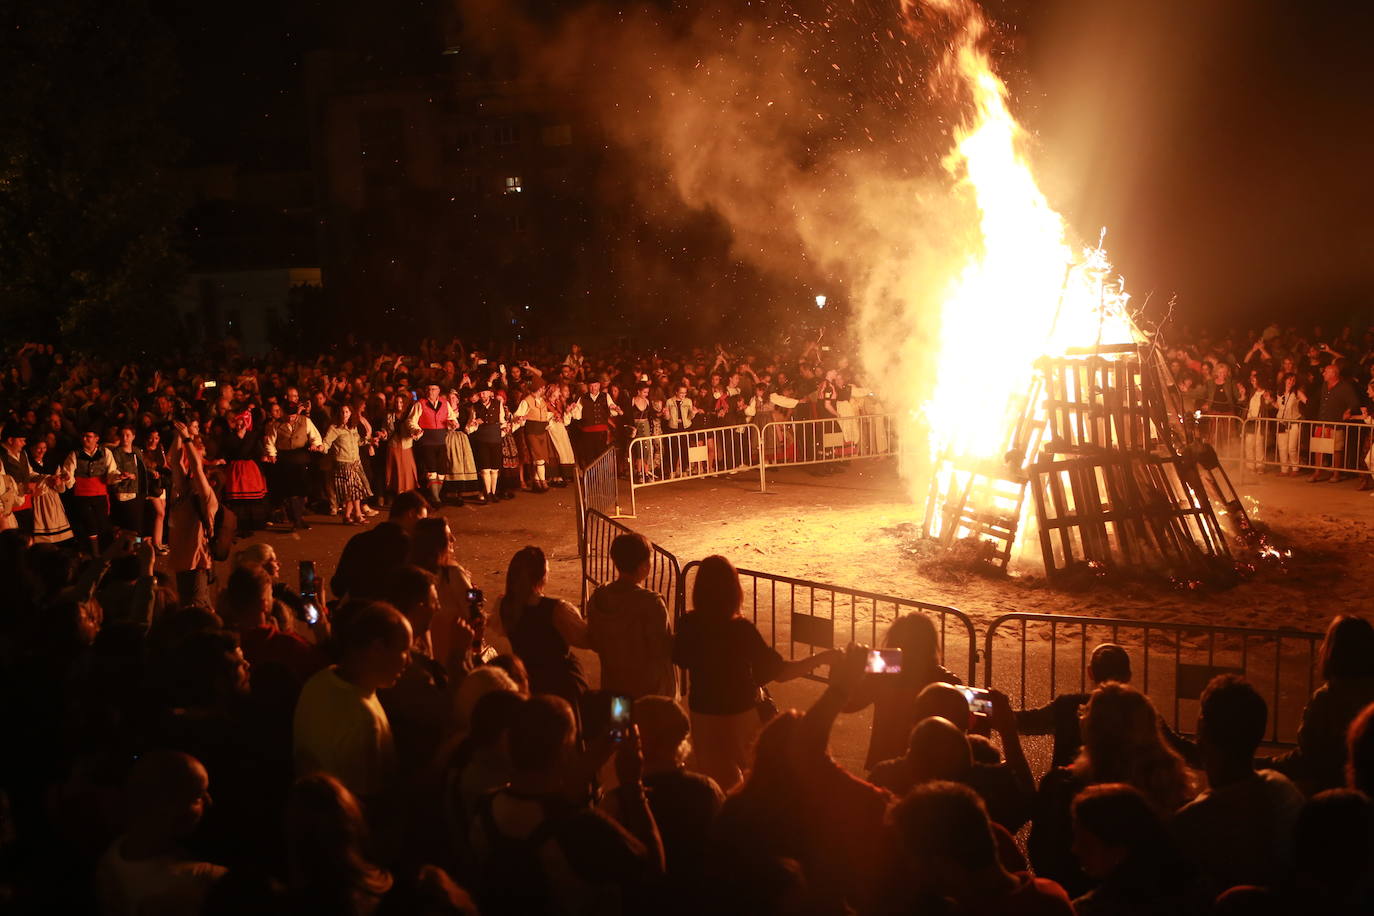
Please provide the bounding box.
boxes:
[907,716,974,782]
[913,682,971,731]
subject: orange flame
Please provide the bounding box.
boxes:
[906,0,1136,468]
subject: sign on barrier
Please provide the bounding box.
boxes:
[982,613,1323,746]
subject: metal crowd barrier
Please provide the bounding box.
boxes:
[1196,413,1244,470]
[759,413,899,493]
[680,561,978,685]
[573,446,621,552]
[983,613,1323,745]
[579,508,683,616]
[626,424,760,516]
[1235,416,1370,485]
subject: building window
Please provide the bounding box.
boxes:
[504,176,522,194]
[541,124,573,147]
[493,122,519,146]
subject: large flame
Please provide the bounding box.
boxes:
[910,0,1136,470]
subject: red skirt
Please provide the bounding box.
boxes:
[227,459,268,501]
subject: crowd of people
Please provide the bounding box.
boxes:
[3,498,1374,915]
[0,332,876,566]
[2,327,1374,915]
[1169,322,1374,484]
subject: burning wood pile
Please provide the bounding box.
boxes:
[921,324,1257,585]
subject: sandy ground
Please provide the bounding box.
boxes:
[251,459,1372,776]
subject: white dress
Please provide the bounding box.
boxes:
[546,413,576,465]
[31,469,74,543]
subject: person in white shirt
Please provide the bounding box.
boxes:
[662,385,702,478]
[1272,373,1307,476]
[514,378,556,492]
[97,750,226,916]
[1242,372,1275,475]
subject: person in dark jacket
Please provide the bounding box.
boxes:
[330,491,427,601]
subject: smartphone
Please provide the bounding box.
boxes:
[299,560,320,625]
[203,380,217,389]
[958,686,995,717]
[608,694,632,742]
[864,648,903,674]
[466,587,485,620]
[133,535,144,546]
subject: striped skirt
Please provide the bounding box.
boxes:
[333,460,371,502]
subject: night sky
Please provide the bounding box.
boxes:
[159,0,1374,329]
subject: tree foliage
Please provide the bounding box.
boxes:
[0,0,186,353]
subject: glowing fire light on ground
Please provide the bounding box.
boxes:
[907,0,1136,470]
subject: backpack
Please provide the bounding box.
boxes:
[472,789,563,916]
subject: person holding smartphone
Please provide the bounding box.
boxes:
[672,555,841,791]
[844,613,962,770]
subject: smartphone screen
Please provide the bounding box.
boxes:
[865,648,903,674]
[959,686,994,717]
[608,694,632,742]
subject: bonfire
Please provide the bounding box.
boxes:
[905,0,1254,584]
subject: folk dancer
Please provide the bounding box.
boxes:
[570,379,622,467]
[514,379,557,492]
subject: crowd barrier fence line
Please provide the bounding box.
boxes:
[679,560,978,686]
[983,612,1323,745]
[626,424,760,516]
[758,413,900,493]
[1195,413,1244,471]
[1234,416,1371,485]
[573,446,621,553]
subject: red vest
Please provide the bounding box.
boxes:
[418,400,451,430]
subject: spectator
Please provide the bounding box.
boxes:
[442,686,524,832]
[869,703,1033,833]
[217,564,323,688]
[1030,683,1195,897]
[1017,642,1132,769]
[710,646,890,914]
[891,781,1075,915]
[166,423,218,606]
[1071,783,1205,915]
[672,555,840,791]
[586,532,676,699]
[492,545,589,712]
[616,695,723,905]
[1173,675,1304,896]
[1269,614,1374,792]
[97,750,226,916]
[844,611,962,769]
[1215,790,1374,915]
[1272,372,1306,476]
[330,489,428,601]
[292,601,410,809]
[408,516,484,671]
[1309,362,1361,482]
[281,773,394,913]
[468,694,664,916]
[1348,701,1374,794]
